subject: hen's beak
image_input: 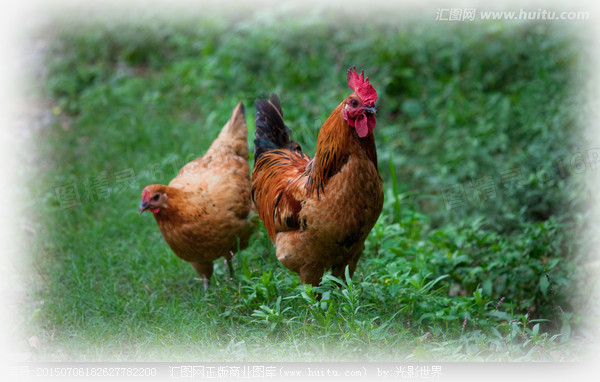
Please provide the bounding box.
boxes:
[138,201,149,215]
[363,106,377,115]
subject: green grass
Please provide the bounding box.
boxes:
[22,11,593,361]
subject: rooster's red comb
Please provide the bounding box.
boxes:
[347,67,377,105]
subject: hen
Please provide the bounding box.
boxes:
[139,102,252,289]
[252,67,384,285]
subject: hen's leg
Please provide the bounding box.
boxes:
[225,251,235,280]
[191,261,214,290]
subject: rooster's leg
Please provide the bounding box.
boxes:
[298,263,324,286]
[347,254,360,280]
[332,262,358,281]
[331,264,346,280]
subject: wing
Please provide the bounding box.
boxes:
[251,149,310,241]
[169,152,251,219]
[168,157,210,192]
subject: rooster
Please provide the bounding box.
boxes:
[252,67,384,285]
[138,102,252,289]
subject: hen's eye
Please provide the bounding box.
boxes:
[350,99,358,107]
[152,194,160,201]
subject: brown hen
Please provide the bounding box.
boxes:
[139,102,252,289]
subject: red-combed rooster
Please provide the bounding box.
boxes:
[138,102,253,289]
[252,67,384,285]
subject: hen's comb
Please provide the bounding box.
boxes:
[347,67,377,105]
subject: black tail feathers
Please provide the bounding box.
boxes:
[254,94,302,164]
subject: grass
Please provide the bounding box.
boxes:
[19,9,594,361]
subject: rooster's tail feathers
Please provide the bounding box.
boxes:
[254,94,298,163]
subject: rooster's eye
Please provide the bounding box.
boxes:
[350,99,358,107]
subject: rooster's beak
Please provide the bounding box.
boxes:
[363,106,377,115]
[138,201,149,215]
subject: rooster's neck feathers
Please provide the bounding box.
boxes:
[305,101,377,196]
